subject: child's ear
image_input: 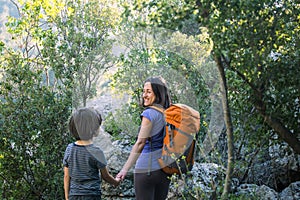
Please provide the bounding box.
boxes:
[94,109,102,125]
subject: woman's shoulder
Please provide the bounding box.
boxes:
[142,106,162,115]
[142,106,164,121]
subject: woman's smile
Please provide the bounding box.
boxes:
[143,82,156,106]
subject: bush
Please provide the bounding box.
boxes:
[0,63,72,199]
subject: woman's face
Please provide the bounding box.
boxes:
[143,82,156,106]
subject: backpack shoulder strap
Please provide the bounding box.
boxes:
[148,105,165,114]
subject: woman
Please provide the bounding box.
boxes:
[116,76,171,200]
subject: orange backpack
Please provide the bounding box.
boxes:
[151,103,200,175]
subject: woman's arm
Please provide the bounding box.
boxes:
[100,167,120,186]
[116,117,152,180]
[63,167,70,200]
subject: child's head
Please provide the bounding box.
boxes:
[69,107,102,140]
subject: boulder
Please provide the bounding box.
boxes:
[280,181,300,200]
[235,184,279,199]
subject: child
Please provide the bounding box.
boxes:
[63,107,120,200]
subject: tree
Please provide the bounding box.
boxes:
[0,0,124,197]
[215,56,234,197]
[42,0,120,108]
[198,0,300,154]
[0,0,72,198]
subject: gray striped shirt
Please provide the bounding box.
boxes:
[63,143,107,196]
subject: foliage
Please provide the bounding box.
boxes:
[0,0,123,197]
[103,112,122,136]
[0,62,72,199]
[41,0,120,108]
[103,101,141,142]
[0,41,72,200]
[0,0,120,198]
[128,0,300,149]
[111,25,212,116]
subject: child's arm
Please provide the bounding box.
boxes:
[63,167,70,200]
[100,167,120,187]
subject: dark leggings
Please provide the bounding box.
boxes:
[69,195,101,200]
[134,170,171,200]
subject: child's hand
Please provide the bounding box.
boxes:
[116,169,127,181]
[114,177,121,186]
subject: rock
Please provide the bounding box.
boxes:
[280,181,300,200]
[87,90,130,119]
[231,143,300,191]
[268,144,300,190]
[102,178,135,200]
[93,128,132,173]
[167,162,226,199]
[94,125,300,199]
[256,185,279,199]
[235,184,279,199]
[95,132,135,199]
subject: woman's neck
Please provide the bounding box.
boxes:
[75,140,93,146]
[152,103,163,108]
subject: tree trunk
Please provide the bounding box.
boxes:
[261,112,300,154]
[215,55,234,198]
[253,86,300,154]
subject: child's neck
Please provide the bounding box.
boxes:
[75,140,93,146]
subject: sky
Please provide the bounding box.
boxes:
[0,0,18,42]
